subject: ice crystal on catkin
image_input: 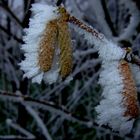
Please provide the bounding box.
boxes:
[19,4,73,84]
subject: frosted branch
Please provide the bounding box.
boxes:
[115,0,140,42]
[0,90,135,139]
[24,105,53,140]
[0,135,33,140]
[0,2,23,27]
[68,14,140,68]
[5,118,35,139]
[0,24,23,43]
[0,90,93,127]
[88,0,113,38]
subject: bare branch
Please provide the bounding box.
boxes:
[0,90,134,139]
[0,2,23,27]
[56,0,64,6]
[115,0,140,42]
[0,24,23,43]
[24,105,53,140]
[4,118,35,140]
[0,135,34,140]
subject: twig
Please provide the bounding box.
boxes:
[24,105,53,140]
[0,135,33,140]
[130,55,140,67]
[101,0,117,36]
[69,16,105,40]
[0,90,93,127]
[0,90,134,139]
[0,25,23,43]
[56,0,64,6]
[88,0,113,38]
[5,118,35,140]
[68,15,140,67]
[0,3,23,27]
[115,0,140,42]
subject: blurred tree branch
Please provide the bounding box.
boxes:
[0,1,23,27]
[0,24,23,43]
[0,90,135,139]
[101,0,117,36]
[56,0,64,6]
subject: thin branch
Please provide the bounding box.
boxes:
[0,25,23,43]
[22,0,35,28]
[115,0,140,42]
[4,118,35,140]
[101,0,117,36]
[0,90,93,126]
[88,0,113,38]
[0,135,34,140]
[0,2,23,27]
[130,54,140,67]
[0,90,134,139]
[24,105,53,140]
[69,16,105,40]
[56,0,64,6]
[68,14,140,67]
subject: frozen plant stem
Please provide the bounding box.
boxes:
[68,14,140,67]
[0,91,136,138]
[6,119,35,139]
[69,16,105,40]
[24,105,53,140]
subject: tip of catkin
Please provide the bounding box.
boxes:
[119,60,140,118]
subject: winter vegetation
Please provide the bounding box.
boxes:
[0,0,140,140]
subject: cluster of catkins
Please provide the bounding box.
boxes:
[19,3,140,135]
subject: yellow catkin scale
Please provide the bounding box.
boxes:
[119,60,140,118]
[57,8,73,78]
[38,20,58,71]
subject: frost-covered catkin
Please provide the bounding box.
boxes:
[19,4,73,84]
[73,22,140,134]
[57,8,73,78]
[19,4,59,84]
[95,41,139,135]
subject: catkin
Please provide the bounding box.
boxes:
[57,8,73,78]
[38,20,58,72]
[119,60,139,118]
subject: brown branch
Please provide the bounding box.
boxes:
[68,15,140,67]
[68,16,104,40]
